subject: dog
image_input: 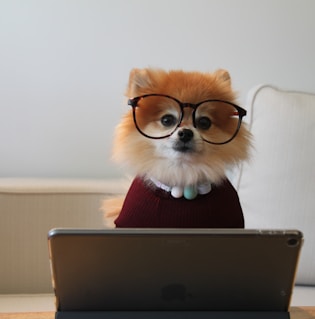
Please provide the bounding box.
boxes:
[103,68,251,228]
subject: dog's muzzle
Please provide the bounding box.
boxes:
[173,129,195,152]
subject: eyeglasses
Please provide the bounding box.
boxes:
[128,94,247,145]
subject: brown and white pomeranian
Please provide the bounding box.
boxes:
[104,68,251,228]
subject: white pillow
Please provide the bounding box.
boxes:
[236,85,315,285]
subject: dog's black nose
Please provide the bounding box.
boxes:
[178,129,194,143]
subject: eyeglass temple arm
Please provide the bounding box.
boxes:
[235,107,247,118]
[128,97,139,108]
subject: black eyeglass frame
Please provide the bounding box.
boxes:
[128,93,247,145]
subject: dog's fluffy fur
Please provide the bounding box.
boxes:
[103,68,251,227]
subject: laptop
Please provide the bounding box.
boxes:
[48,228,303,319]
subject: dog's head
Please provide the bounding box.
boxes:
[113,68,251,186]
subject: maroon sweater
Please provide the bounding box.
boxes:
[115,177,244,228]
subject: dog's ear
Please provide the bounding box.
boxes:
[214,69,231,87]
[127,68,154,97]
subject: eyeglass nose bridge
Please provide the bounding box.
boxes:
[177,102,198,127]
[180,102,198,110]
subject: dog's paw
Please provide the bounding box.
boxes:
[101,196,125,228]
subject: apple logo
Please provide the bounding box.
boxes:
[161,283,191,301]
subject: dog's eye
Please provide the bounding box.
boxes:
[196,117,212,130]
[161,114,177,127]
